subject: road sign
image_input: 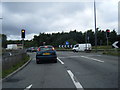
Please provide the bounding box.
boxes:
[112,41,120,48]
[66,41,69,45]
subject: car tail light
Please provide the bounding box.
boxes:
[45,46,48,48]
[52,47,55,50]
[37,48,40,51]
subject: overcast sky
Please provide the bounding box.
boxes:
[1,0,119,40]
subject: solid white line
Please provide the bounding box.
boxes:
[81,56,104,63]
[24,84,32,90]
[57,57,64,64]
[67,70,84,90]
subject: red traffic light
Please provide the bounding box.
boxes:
[106,29,110,32]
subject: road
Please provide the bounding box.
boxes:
[2,51,119,90]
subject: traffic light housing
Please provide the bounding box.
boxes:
[106,29,110,37]
[21,29,25,38]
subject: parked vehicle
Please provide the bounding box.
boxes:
[36,45,57,64]
[72,43,92,52]
[6,44,18,50]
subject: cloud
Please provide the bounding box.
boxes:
[2,1,118,40]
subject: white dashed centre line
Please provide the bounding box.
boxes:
[67,70,84,90]
[57,57,64,64]
[81,56,104,63]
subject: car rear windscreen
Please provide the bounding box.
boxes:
[40,47,52,51]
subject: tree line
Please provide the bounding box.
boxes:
[2,29,120,48]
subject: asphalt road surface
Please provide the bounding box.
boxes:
[2,51,119,90]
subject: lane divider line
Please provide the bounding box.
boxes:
[81,56,104,63]
[67,70,84,90]
[24,84,32,90]
[57,57,64,64]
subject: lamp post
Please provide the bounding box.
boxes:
[94,0,97,52]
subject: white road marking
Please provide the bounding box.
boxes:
[57,57,64,64]
[24,84,32,90]
[81,56,104,63]
[69,56,80,58]
[58,56,80,59]
[67,70,84,90]
[86,55,102,57]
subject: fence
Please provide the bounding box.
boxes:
[2,49,27,71]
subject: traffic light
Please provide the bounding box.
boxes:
[106,29,110,37]
[21,29,25,38]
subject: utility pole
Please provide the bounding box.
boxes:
[85,32,87,51]
[94,0,97,52]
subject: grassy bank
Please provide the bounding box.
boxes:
[102,49,120,56]
[2,54,30,78]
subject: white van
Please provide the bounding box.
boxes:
[6,44,18,50]
[72,43,92,52]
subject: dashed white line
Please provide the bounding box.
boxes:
[24,84,32,90]
[81,56,104,63]
[67,70,84,90]
[57,57,64,64]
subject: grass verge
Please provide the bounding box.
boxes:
[102,50,120,56]
[2,54,30,78]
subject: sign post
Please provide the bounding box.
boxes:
[106,29,110,47]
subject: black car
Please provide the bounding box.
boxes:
[36,45,57,64]
[26,47,37,52]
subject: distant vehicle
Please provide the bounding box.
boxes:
[6,44,17,50]
[36,45,57,64]
[72,43,92,52]
[26,47,37,52]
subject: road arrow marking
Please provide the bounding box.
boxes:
[24,84,32,90]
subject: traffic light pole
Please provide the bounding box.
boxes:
[22,38,24,49]
[107,37,108,46]
[21,29,25,49]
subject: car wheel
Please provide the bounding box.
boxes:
[36,61,39,64]
[54,59,57,63]
[73,49,76,52]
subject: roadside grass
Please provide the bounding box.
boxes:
[2,54,30,78]
[92,45,112,49]
[102,49,120,56]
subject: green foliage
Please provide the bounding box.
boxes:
[6,29,119,48]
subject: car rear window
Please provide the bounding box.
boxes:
[40,47,53,51]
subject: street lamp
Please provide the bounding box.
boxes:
[94,0,97,52]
